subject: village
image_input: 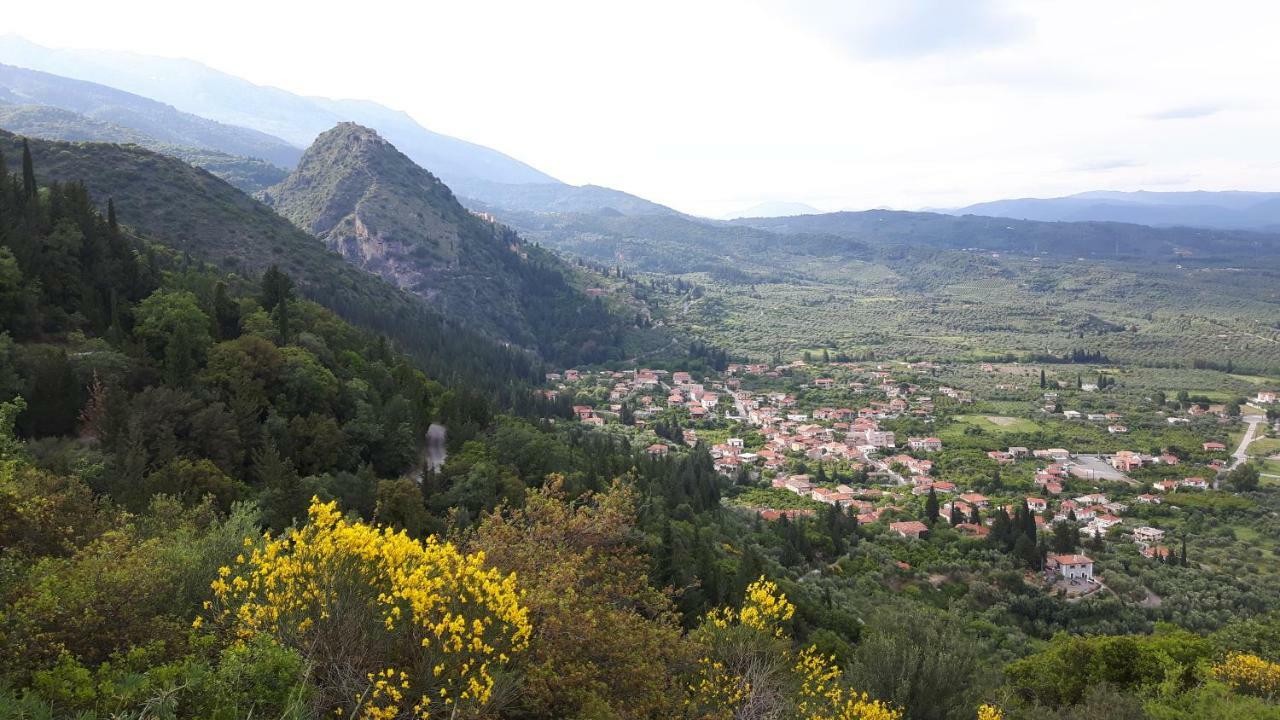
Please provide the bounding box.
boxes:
[544,358,1279,597]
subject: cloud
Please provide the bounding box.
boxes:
[772,0,1030,60]
[1146,104,1225,120]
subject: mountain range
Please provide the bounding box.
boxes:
[0,36,677,217]
[950,190,1280,231]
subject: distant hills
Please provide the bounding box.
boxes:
[0,101,287,192]
[0,62,300,168]
[950,190,1280,231]
[734,209,1280,261]
[0,36,685,217]
[723,201,820,220]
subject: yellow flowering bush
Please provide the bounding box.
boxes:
[207,498,530,718]
[976,703,1003,720]
[795,646,903,720]
[690,577,901,720]
[706,576,795,637]
[1211,652,1280,699]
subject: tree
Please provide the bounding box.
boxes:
[469,480,693,719]
[260,265,295,344]
[1227,463,1260,492]
[847,604,989,720]
[134,289,213,387]
[20,138,36,200]
[925,487,939,525]
[373,477,429,536]
[211,281,241,340]
[1051,521,1080,554]
[1040,368,1046,389]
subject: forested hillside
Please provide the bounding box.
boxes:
[0,130,550,393]
[0,102,288,192]
[262,123,656,364]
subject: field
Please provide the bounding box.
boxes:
[947,414,1042,434]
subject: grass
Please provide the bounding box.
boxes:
[1248,437,1280,458]
[948,414,1043,434]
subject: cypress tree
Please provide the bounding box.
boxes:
[21,138,36,200]
[107,198,118,233]
[925,486,939,524]
[1040,368,1046,389]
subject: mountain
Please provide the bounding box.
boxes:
[723,201,820,219]
[0,36,552,187]
[453,178,679,217]
[261,123,648,363]
[950,190,1280,230]
[733,209,1280,261]
[0,62,300,168]
[0,102,287,192]
[0,37,686,217]
[0,129,548,387]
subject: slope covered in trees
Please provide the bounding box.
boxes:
[261,123,649,363]
[0,101,288,192]
[0,130,557,392]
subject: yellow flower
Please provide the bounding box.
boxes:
[1211,652,1280,698]
[977,704,1003,720]
[209,497,530,719]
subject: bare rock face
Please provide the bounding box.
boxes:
[261,122,542,341]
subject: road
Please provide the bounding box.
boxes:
[1231,414,1266,470]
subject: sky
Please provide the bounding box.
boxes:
[2,0,1279,217]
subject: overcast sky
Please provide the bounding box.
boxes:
[3,0,1278,216]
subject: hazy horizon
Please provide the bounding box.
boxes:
[3,1,1279,217]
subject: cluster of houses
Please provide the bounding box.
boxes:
[768,474,894,525]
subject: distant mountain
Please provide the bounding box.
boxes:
[734,209,1280,260]
[261,123,643,362]
[0,62,301,168]
[950,190,1280,230]
[0,36,686,217]
[452,178,679,217]
[723,201,820,219]
[0,102,286,192]
[0,36,553,187]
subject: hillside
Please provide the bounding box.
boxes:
[951,190,1280,230]
[453,178,679,217]
[261,123,654,363]
[0,129,544,388]
[0,37,687,217]
[0,62,300,167]
[0,102,287,192]
[0,36,552,186]
[734,209,1280,261]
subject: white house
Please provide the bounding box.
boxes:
[1048,553,1094,581]
[1133,526,1166,544]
